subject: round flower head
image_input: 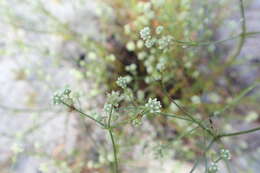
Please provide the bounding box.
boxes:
[104,103,113,114]
[145,38,156,48]
[53,92,62,105]
[53,86,73,105]
[63,88,71,96]
[156,26,164,35]
[208,162,218,173]
[140,27,151,41]
[145,98,162,114]
[107,91,122,107]
[220,149,231,160]
[116,76,129,89]
[157,35,173,50]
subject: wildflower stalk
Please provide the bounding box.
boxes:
[190,138,216,173]
[218,126,260,138]
[107,108,119,173]
[160,80,215,137]
[60,101,105,127]
[160,112,194,122]
[171,31,260,47]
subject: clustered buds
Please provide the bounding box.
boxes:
[106,91,122,107]
[208,149,231,173]
[53,87,72,105]
[139,26,173,50]
[140,27,151,41]
[220,149,231,160]
[157,35,173,50]
[116,76,131,89]
[208,162,218,173]
[145,98,162,114]
[104,103,113,114]
[156,26,164,35]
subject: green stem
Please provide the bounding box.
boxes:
[61,101,105,127]
[159,80,215,137]
[219,126,260,138]
[108,130,119,173]
[160,112,194,122]
[107,108,119,173]
[190,138,216,173]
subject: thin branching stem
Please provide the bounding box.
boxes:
[108,108,119,173]
[61,101,105,127]
[160,112,194,122]
[160,79,215,137]
[218,126,260,138]
[226,0,247,65]
[190,138,217,173]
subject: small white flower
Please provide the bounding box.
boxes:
[140,27,151,41]
[53,91,63,105]
[156,26,164,34]
[145,98,162,114]
[106,54,116,61]
[88,52,97,60]
[116,76,130,89]
[126,64,137,72]
[138,51,147,60]
[137,40,144,49]
[126,41,136,51]
[220,149,231,160]
[156,57,167,71]
[157,35,173,50]
[63,88,71,96]
[104,103,113,114]
[191,95,201,104]
[208,162,218,173]
[245,111,258,123]
[107,91,122,107]
[145,38,156,48]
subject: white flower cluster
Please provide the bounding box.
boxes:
[145,98,162,114]
[125,64,137,73]
[145,38,156,48]
[53,87,72,105]
[156,26,164,35]
[156,57,167,71]
[106,91,122,107]
[157,35,173,50]
[140,27,151,41]
[140,26,173,50]
[116,76,131,89]
[220,149,231,160]
[208,162,218,173]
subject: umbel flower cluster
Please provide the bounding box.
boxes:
[208,148,232,173]
[139,26,173,51]
[208,162,218,173]
[220,149,231,160]
[53,87,72,105]
[116,76,131,89]
[145,98,162,114]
